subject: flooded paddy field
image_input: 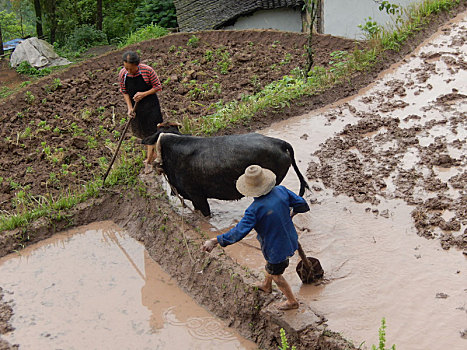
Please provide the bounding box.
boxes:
[0,222,256,350]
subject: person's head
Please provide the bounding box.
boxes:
[236,165,276,197]
[122,51,140,75]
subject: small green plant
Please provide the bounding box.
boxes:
[372,318,396,350]
[359,17,381,36]
[87,136,98,149]
[187,35,200,48]
[20,127,32,139]
[329,50,350,75]
[271,40,280,48]
[25,91,35,104]
[281,53,292,65]
[70,122,85,137]
[279,328,296,350]
[81,108,92,120]
[204,49,213,61]
[215,49,231,74]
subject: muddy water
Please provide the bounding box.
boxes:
[197,10,467,350]
[0,221,257,350]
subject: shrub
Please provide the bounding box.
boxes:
[65,24,108,51]
[118,23,168,48]
[133,0,178,30]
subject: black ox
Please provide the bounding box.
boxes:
[142,123,310,216]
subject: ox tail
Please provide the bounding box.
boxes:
[285,142,310,197]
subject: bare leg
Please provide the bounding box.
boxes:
[254,272,273,293]
[146,145,155,163]
[144,145,155,173]
[272,275,299,310]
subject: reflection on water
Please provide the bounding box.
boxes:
[0,221,256,350]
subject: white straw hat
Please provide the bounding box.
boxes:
[236,165,276,197]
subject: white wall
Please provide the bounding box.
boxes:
[224,8,303,32]
[323,0,420,39]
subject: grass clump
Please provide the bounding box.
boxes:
[118,23,168,48]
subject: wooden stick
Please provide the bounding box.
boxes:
[102,102,138,187]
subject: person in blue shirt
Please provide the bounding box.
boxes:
[203,165,310,310]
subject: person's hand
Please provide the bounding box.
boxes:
[202,238,218,252]
[133,91,145,102]
[127,107,135,119]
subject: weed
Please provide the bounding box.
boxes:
[279,328,296,350]
[359,17,382,36]
[329,50,351,75]
[371,318,396,350]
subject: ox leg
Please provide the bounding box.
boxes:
[191,196,211,217]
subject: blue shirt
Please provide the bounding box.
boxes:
[217,186,310,264]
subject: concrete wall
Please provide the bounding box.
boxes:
[223,8,303,32]
[323,0,420,39]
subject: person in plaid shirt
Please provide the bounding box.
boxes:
[119,51,163,173]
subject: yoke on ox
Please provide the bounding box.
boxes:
[143,126,309,216]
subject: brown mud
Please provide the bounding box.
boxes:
[1,3,467,349]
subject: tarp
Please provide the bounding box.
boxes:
[10,37,71,69]
[2,38,24,51]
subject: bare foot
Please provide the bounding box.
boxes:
[253,283,272,294]
[276,300,299,310]
[144,161,153,174]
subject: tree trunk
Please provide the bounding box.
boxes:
[96,0,103,31]
[303,0,319,78]
[49,0,57,43]
[33,0,44,38]
[0,23,4,56]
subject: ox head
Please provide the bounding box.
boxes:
[142,121,182,145]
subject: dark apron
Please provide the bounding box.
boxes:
[125,73,163,139]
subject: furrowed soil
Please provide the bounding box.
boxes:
[1,3,466,349]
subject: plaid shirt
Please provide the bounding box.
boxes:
[119,63,162,94]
